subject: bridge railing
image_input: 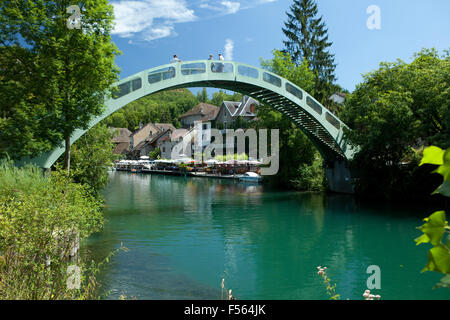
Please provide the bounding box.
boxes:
[108,60,350,156]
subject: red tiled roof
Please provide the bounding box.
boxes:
[179,103,219,119]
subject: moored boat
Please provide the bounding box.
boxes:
[239,172,263,183]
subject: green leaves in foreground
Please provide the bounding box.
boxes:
[416,146,450,289]
[415,211,448,247]
[419,146,450,196]
[415,211,450,274]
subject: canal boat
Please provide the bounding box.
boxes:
[239,172,263,183]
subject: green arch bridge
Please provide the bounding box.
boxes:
[26,60,357,193]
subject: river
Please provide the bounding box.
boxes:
[83,171,449,300]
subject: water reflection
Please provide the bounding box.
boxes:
[85,172,449,300]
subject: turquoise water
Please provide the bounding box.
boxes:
[84,172,449,300]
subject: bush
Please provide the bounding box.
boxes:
[292,153,327,191]
[0,161,104,299]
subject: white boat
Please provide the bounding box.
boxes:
[239,172,263,183]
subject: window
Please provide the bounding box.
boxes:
[211,63,234,73]
[148,67,175,84]
[285,83,303,100]
[306,96,322,115]
[238,65,259,79]
[263,72,282,87]
[326,112,341,130]
[113,81,131,99]
[181,62,206,75]
[132,78,142,91]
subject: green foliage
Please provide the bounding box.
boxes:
[0,0,120,170]
[0,162,105,299]
[316,266,340,300]
[68,124,118,198]
[420,146,450,196]
[149,147,161,160]
[102,89,198,131]
[416,146,450,289]
[292,152,326,191]
[260,50,315,93]
[282,0,337,103]
[257,50,323,190]
[341,49,450,200]
[197,88,209,103]
[208,90,242,107]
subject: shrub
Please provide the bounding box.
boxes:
[0,161,104,299]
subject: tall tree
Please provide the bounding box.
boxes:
[341,48,450,200]
[257,50,324,190]
[197,87,209,103]
[0,1,120,171]
[282,0,337,103]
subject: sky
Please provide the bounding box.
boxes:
[109,0,450,93]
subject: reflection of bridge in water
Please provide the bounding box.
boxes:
[27,60,357,193]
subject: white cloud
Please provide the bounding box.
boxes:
[221,1,240,14]
[224,39,234,61]
[199,1,240,15]
[111,0,196,40]
[111,0,276,42]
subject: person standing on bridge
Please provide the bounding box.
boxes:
[208,54,214,60]
[217,53,224,72]
[171,54,182,63]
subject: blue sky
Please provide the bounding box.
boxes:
[110,0,450,93]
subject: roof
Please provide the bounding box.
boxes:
[222,101,240,115]
[330,92,347,99]
[110,127,132,143]
[219,96,258,119]
[131,123,160,137]
[179,103,219,119]
[236,96,258,117]
[155,123,176,132]
[131,128,172,152]
[171,128,189,141]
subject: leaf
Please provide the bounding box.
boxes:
[415,211,448,246]
[432,181,450,197]
[434,274,450,289]
[432,149,450,181]
[419,146,444,166]
[422,244,450,274]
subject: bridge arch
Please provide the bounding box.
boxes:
[28,60,356,192]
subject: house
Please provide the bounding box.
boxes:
[110,127,132,155]
[129,123,161,150]
[179,103,219,129]
[158,128,189,159]
[155,123,176,133]
[128,122,177,159]
[214,96,258,129]
[329,92,347,105]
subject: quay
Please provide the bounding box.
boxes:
[113,158,263,182]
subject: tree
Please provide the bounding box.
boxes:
[282,0,337,103]
[69,124,118,198]
[0,1,120,171]
[102,89,199,131]
[149,147,161,160]
[341,49,450,200]
[197,87,209,103]
[210,90,242,107]
[256,50,321,190]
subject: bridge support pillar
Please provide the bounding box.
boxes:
[325,160,355,194]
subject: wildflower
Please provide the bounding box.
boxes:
[363,290,370,299]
